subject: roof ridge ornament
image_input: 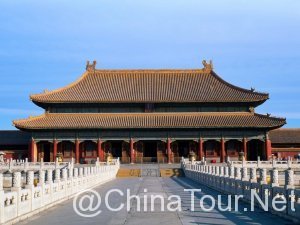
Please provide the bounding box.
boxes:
[249,107,255,114]
[202,60,213,72]
[86,60,97,72]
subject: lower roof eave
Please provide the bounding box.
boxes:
[15,125,285,132]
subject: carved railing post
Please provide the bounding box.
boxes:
[55,158,59,169]
[83,167,88,177]
[215,166,220,176]
[285,168,295,189]
[208,166,212,174]
[74,168,78,178]
[242,167,248,181]
[12,170,22,210]
[250,167,257,183]
[12,172,21,189]
[287,157,292,168]
[235,167,241,180]
[199,165,203,173]
[24,158,29,172]
[257,156,261,168]
[38,170,45,186]
[55,169,60,183]
[271,168,279,187]
[224,166,229,177]
[79,168,83,178]
[26,171,34,188]
[219,166,224,177]
[25,170,35,210]
[259,168,267,185]
[229,166,235,178]
[96,157,100,167]
[62,169,67,181]
[69,168,73,179]
[272,158,276,168]
[46,169,53,184]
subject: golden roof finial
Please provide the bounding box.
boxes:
[86,60,97,72]
[202,60,213,72]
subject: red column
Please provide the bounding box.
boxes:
[243,138,247,160]
[167,138,172,164]
[198,138,203,160]
[53,139,58,162]
[220,138,225,163]
[97,139,104,161]
[30,138,36,162]
[265,139,272,160]
[75,139,80,164]
[130,138,134,164]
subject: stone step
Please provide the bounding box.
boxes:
[160,168,184,177]
[141,169,159,177]
[116,168,141,177]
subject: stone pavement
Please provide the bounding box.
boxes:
[16,177,293,225]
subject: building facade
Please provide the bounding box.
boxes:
[0,131,30,160]
[269,129,300,159]
[13,60,286,163]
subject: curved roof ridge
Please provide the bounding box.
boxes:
[211,70,269,98]
[254,112,286,121]
[94,68,208,73]
[30,71,90,100]
[13,114,46,126]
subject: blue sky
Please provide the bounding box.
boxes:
[0,0,299,129]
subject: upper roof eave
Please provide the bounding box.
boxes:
[28,64,270,106]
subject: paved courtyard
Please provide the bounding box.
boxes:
[17,177,293,225]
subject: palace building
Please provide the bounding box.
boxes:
[13,60,287,163]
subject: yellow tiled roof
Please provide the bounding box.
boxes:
[13,112,285,130]
[269,128,300,144]
[30,69,268,104]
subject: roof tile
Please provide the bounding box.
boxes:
[270,129,300,144]
[30,69,268,103]
[13,112,285,130]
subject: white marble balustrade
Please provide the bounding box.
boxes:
[0,158,120,224]
[182,159,300,223]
